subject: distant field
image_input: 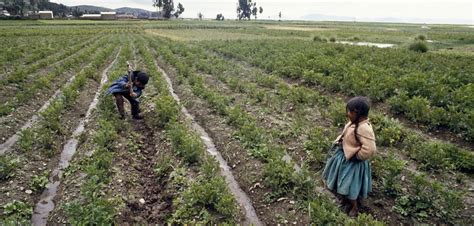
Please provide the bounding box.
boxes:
[0,20,473,225]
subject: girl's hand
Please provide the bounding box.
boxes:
[130,92,137,98]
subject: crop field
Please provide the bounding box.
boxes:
[0,20,473,225]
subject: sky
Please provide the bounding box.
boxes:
[50,0,474,24]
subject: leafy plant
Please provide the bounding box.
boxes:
[0,156,19,181]
[2,200,33,225]
[28,170,50,192]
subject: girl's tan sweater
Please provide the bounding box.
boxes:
[335,119,376,161]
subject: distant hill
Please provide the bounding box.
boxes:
[69,5,152,16]
[115,7,152,16]
[71,5,114,13]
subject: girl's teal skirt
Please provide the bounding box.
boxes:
[323,146,372,200]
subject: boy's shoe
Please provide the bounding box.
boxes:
[132,114,144,120]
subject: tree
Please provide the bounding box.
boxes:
[216,13,224,21]
[152,0,184,19]
[236,0,262,20]
[278,11,281,21]
[174,3,184,18]
[197,12,203,20]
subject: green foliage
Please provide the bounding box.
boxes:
[313,36,325,42]
[28,170,50,192]
[167,122,202,164]
[154,152,173,179]
[329,37,337,42]
[263,158,314,199]
[327,100,347,127]
[371,115,405,146]
[18,129,35,152]
[308,195,346,224]
[304,127,331,166]
[411,140,474,172]
[64,198,116,225]
[408,41,428,53]
[93,119,117,148]
[0,156,19,181]
[2,200,33,225]
[393,173,463,222]
[170,175,237,224]
[405,96,431,123]
[415,34,426,41]
[371,153,405,196]
[154,94,180,127]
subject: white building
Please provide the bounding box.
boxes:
[101,11,116,20]
[38,11,53,19]
[81,14,101,20]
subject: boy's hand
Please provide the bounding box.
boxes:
[130,92,137,98]
[124,83,132,89]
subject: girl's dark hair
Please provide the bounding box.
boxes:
[133,71,149,85]
[346,96,371,144]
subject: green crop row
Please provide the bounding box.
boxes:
[0,36,108,116]
[153,36,468,223]
[204,39,474,141]
[138,37,239,223]
[149,36,385,224]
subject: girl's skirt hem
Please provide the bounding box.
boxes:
[323,147,372,200]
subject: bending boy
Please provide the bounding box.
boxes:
[107,71,149,120]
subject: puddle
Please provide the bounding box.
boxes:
[336,41,395,48]
[0,68,83,155]
[155,62,262,226]
[31,51,120,226]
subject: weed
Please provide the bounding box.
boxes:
[0,155,19,181]
[154,94,180,127]
[28,170,50,192]
[408,41,428,53]
[2,200,33,224]
[18,129,35,152]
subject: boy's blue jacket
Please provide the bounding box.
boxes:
[106,72,144,99]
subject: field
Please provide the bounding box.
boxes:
[0,19,473,224]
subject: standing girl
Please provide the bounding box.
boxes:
[323,96,376,217]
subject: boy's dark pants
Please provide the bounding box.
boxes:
[113,92,140,117]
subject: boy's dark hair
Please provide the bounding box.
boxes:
[134,71,149,85]
[346,96,371,144]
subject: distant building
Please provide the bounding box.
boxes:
[117,14,135,20]
[81,14,101,20]
[101,11,116,20]
[38,11,53,19]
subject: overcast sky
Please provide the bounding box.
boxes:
[50,0,474,24]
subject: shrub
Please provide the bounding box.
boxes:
[415,34,426,41]
[405,96,431,123]
[329,37,336,42]
[170,175,237,224]
[304,127,331,166]
[313,36,324,42]
[2,200,33,224]
[19,129,35,152]
[371,153,405,196]
[167,122,202,164]
[154,95,180,128]
[28,171,50,192]
[408,41,428,53]
[0,156,18,181]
